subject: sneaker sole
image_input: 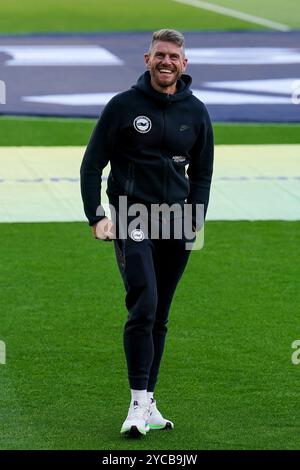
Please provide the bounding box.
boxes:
[121,425,147,437]
[149,422,174,430]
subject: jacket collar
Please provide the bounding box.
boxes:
[132,71,193,104]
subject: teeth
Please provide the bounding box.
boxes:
[159,69,172,74]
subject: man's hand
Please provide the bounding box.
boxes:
[92,218,115,241]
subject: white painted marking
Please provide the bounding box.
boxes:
[172,0,290,31]
[204,78,299,95]
[0,146,299,222]
[0,45,123,66]
[209,145,300,221]
[22,93,118,106]
[23,90,292,106]
[192,90,291,105]
[0,340,5,365]
[186,48,300,64]
[0,80,6,104]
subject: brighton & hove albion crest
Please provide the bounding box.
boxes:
[133,116,152,134]
[130,229,145,242]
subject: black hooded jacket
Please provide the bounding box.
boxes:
[80,71,214,226]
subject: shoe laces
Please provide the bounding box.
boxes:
[149,399,163,419]
[128,401,149,420]
[149,398,157,411]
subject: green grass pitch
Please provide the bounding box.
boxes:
[1,0,299,33]
[1,117,300,146]
[0,221,299,449]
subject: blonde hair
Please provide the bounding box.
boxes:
[149,29,185,55]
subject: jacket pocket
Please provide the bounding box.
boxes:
[125,161,134,196]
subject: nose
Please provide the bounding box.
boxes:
[162,55,172,66]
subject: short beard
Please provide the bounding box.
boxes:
[158,78,177,88]
[154,69,181,88]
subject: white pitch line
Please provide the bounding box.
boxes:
[172,0,290,31]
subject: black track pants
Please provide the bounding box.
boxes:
[114,235,191,392]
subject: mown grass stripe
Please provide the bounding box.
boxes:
[1,117,300,146]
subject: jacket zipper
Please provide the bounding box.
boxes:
[161,107,169,202]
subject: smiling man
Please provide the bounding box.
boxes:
[80,29,214,437]
[144,35,188,94]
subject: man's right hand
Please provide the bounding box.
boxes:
[92,218,115,241]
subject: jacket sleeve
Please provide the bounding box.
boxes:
[80,99,119,226]
[187,105,214,228]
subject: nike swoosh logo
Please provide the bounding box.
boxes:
[180,125,190,131]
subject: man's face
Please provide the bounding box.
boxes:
[144,40,188,94]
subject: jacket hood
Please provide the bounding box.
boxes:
[132,71,193,104]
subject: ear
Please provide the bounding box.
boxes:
[144,53,151,69]
[182,58,188,72]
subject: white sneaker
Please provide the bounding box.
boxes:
[120,400,150,436]
[148,398,174,430]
